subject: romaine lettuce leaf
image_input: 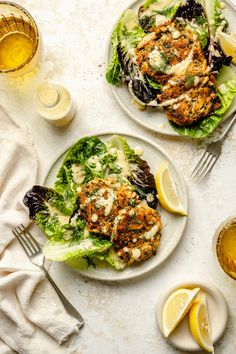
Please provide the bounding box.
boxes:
[202,0,231,72]
[106,9,159,103]
[106,9,145,85]
[109,135,137,162]
[66,250,127,271]
[170,79,236,138]
[204,0,228,35]
[23,185,71,219]
[54,137,107,212]
[106,21,122,85]
[109,135,158,209]
[105,247,126,270]
[141,0,181,16]
[23,185,86,242]
[139,0,182,32]
[216,65,236,87]
[43,238,111,262]
[66,253,108,270]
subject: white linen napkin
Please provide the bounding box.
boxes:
[0,107,81,354]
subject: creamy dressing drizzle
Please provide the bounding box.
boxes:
[148,48,165,70]
[91,213,98,223]
[149,46,193,75]
[160,93,191,107]
[137,32,156,49]
[143,224,160,240]
[155,14,169,26]
[77,239,94,250]
[116,150,131,177]
[46,203,70,225]
[167,49,193,75]
[95,188,116,216]
[87,155,102,172]
[132,248,142,260]
[72,164,85,184]
[134,146,144,156]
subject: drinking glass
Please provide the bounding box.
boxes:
[213,217,236,280]
[0,1,40,77]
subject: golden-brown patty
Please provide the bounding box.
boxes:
[113,204,162,265]
[136,19,221,125]
[136,20,195,84]
[78,177,140,236]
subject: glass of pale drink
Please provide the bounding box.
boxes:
[0,1,40,76]
[213,217,236,280]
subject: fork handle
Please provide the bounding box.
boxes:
[219,113,236,141]
[43,267,85,328]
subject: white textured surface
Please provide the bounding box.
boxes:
[1,1,236,353]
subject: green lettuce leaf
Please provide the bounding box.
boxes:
[106,9,145,85]
[109,134,137,162]
[65,249,127,271]
[145,76,163,90]
[43,238,112,262]
[23,185,86,242]
[54,137,107,212]
[105,248,126,270]
[204,0,228,35]
[216,65,236,87]
[106,21,122,85]
[66,254,108,270]
[108,135,158,209]
[170,80,236,138]
[142,0,182,17]
[190,16,209,49]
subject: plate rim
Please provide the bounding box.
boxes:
[105,0,236,137]
[44,130,188,281]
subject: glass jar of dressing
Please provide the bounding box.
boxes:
[35,81,76,126]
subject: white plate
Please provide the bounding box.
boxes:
[107,0,236,136]
[155,280,228,351]
[44,132,188,281]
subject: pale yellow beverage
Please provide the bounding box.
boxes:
[0,2,39,76]
[214,218,236,279]
[0,31,34,70]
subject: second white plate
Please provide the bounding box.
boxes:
[107,0,236,136]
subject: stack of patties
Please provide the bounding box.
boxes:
[79,177,162,265]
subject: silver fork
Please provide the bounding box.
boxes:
[191,113,236,182]
[12,224,85,328]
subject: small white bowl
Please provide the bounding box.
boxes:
[155,280,228,352]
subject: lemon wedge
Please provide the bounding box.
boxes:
[217,31,236,65]
[162,287,200,337]
[155,161,187,216]
[189,294,214,352]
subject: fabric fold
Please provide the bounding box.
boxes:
[0,107,80,354]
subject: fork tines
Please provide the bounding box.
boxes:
[12,224,41,256]
[191,151,218,182]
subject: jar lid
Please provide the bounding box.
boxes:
[37,83,60,108]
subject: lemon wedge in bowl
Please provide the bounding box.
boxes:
[189,294,214,353]
[162,287,200,337]
[217,31,236,65]
[155,161,187,216]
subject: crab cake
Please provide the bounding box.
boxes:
[113,204,162,265]
[158,73,221,125]
[136,19,221,125]
[78,177,140,236]
[136,19,197,84]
